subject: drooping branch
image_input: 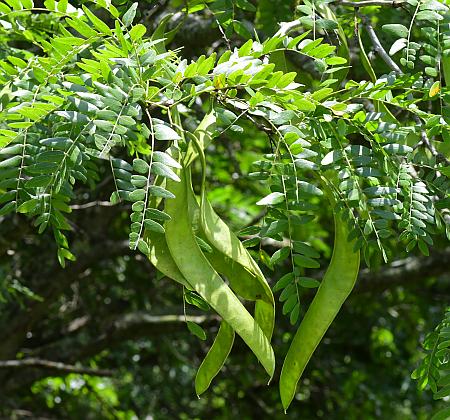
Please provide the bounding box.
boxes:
[1,312,216,393]
[28,312,215,364]
[0,358,113,376]
[70,200,115,210]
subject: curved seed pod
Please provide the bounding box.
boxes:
[146,230,193,289]
[205,246,274,341]
[204,246,274,340]
[185,154,268,303]
[183,110,217,167]
[254,300,275,341]
[164,167,275,379]
[185,175,261,392]
[195,321,235,397]
[143,176,193,290]
[200,177,275,339]
[201,198,274,306]
[142,115,236,392]
[205,250,266,301]
[188,149,275,340]
[279,210,360,411]
[186,118,276,340]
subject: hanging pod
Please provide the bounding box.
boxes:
[186,110,275,391]
[182,169,236,397]
[143,175,193,290]
[164,166,276,379]
[182,110,217,167]
[184,169,275,394]
[194,320,235,396]
[141,150,237,396]
[279,204,360,411]
[200,197,275,339]
[185,175,266,303]
[185,150,275,339]
[142,108,276,393]
[186,112,275,339]
[145,228,192,289]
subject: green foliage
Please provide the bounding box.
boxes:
[413,308,450,419]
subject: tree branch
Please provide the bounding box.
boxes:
[274,20,303,37]
[361,19,402,73]
[0,358,113,376]
[339,0,405,7]
[70,200,115,210]
[0,239,131,360]
[70,312,214,361]
[360,17,450,165]
[1,312,216,393]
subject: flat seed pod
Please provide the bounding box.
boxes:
[195,321,235,396]
[279,207,360,411]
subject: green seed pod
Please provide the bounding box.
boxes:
[279,209,360,411]
[164,167,275,379]
[195,321,235,397]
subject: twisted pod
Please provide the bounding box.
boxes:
[142,107,276,394]
[186,114,275,394]
[164,167,275,378]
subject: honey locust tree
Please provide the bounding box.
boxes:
[0,0,449,418]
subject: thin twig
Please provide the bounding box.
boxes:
[275,0,405,38]
[361,17,450,164]
[70,200,115,210]
[416,126,449,164]
[361,19,402,73]
[274,20,303,37]
[0,358,114,376]
[340,0,405,7]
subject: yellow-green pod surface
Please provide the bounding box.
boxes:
[145,229,192,290]
[185,174,260,299]
[204,246,274,341]
[185,179,264,393]
[279,211,360,411]
[183,111,217,167]
[201,198,274,304]
[190,110,273,305]
[164,167,275,379]
[200,193,275,341]
[195,321,235,396]
[185,112,275,340]
[188,113,275,340]
[143,175,193,290]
